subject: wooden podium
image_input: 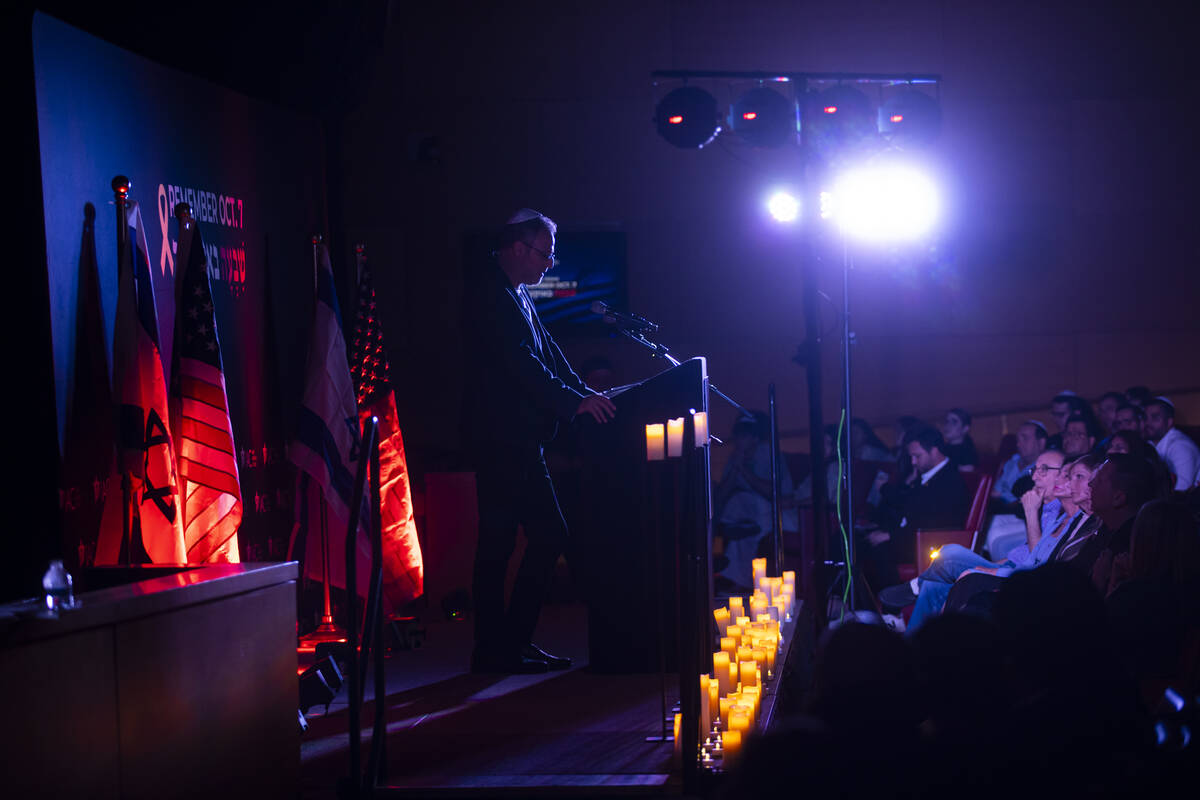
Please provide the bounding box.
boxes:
[576,357,713,674]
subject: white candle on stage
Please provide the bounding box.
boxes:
[692,411,708,446]
[646,423,665,461]
[667,417,684,457]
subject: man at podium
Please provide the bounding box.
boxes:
[462,208,616,674]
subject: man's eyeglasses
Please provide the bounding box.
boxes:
[1033,464,1062,475]
[523,241,558,266]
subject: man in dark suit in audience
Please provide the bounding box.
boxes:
[863,426,970,590]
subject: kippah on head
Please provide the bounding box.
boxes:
[506,207,545,225]
[1151,395,1175,411]
[1025,419,1047,433]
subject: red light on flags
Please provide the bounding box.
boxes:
[742,111,758,120]
[890,114,904,123]
[668,115,683,125]
[823,105,838,114]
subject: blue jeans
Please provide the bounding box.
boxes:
[908,545,1006,632]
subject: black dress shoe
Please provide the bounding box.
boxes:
[521,643,572,670]
[470,650,550,674]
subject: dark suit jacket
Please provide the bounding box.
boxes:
[462,261,588,454]
[891,463,971,553]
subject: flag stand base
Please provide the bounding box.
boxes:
[298,618,348,654]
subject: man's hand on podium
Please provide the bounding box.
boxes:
[577,394,616,423]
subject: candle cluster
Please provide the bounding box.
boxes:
[645,411,709,460]
[699,559,795,770]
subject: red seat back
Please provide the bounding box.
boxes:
[964,473,993,534]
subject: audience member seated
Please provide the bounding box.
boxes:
[985,420,1049,556]
[1125,384,1153,408]
[1106,430,1177,500]
[849,417,892,462]
[1112,402,1146,436]
[1143,396,1200,491]
[794,424,839,506]
[1105,498,1200,700]
[891,415,923,484]
[861,426,969,591]
[1061,412,1099,458]
[941,407,979,472]
[1096,390,1126,437]
[991,420,1047,504]
[1046,391,1089,451]
[939,453,1104,622]
[988,564,1144,796]
[1073,453,1156,594]
[714,411,796,591]
[722,622,923,800]
[882,451,1099,632]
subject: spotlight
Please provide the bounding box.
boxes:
[802,85,875,159]
[766,191,800,223]
[729,87,798,148]
[655,86,722,149]
[299,655,344,715]
[878,89,941,148]
[824,163,940,241]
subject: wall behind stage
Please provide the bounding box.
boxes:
[34,13,325,566]
[335,0,1200,475]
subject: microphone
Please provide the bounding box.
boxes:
[591,301,659,333]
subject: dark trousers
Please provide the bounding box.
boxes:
[472,446,568,657]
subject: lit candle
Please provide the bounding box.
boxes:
[692,410,708,447]
[722,729,742,766]
[782,570,795,586]
[713,651,731,695]
[736,646,754,666]
[720,637,737,660]
[741,688,760,722]
[765,644,776,673]
[673,712,681,760]
[728,597,744,617]
[713,607,730,637]
[751,647,767,675]
[707,674,720,722]
[667,417,684,457]
[699,675,711,739]
[752,558,767,586]
[729,707,752,741]
[718,696,735,726]
[726,625,742,650]
[646,423,665,461]
[736,616,751,630]
[739,660,758,689]
[728,660,738,688]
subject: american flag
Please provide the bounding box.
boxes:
[350,246,423,606]
[169,213,242,563]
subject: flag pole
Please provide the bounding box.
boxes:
[300,234,348,651]
[112,175,135,566]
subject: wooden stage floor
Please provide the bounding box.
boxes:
[299,602,683,798]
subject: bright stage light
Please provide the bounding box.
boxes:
[824,164,939,241]
[766,191,800,223]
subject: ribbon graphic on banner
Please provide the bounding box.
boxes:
[157,184,175,277]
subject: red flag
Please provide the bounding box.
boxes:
[98,201,186,564]
[350,247,424,606]
[170,214,242,563]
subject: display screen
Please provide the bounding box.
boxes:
[463,230,627,337]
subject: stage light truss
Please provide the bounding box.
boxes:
[651,70,941,158]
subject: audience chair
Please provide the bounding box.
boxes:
[912,473,994,574]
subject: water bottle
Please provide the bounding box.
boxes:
[42,559,74,615]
